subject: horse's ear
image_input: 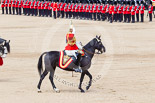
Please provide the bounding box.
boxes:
[96,35,98,39]
[8,40,10,43]
[98,35,101,40]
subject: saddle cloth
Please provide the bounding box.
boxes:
[59,51,75,69]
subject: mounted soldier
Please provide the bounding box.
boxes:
[0,37,10,66]
[64,21,83,72]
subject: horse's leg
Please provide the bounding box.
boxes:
[78,72,86,93]
[85,70,92,90]
[37,70,48,92]
[49,69,60,93]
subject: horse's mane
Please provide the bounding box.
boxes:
[83,38,96,49]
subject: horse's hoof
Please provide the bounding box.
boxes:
[81,90,85,93]
[38,89,42,93]
[54,88,60,93]
[86,86,90,90]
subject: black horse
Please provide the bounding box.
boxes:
[37,36,106,93]
[0,38,10,56]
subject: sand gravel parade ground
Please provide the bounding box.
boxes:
[0,10,155,103]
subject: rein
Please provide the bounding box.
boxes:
[83,48,100,55]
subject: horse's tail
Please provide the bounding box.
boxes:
[37,52,47,77]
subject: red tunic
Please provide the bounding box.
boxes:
[118,6,123,14]
[5,0,9,7]
[140,5,145,14]
[148,5,153,14]
[18,0,23,8]
[131,6,136,15]
[96,5,100,13]
[64,4,69,12]
[77,4,80,12]
[1,0,5,7]
[38,2,42,9]
[48,2,53,10]
[60,3,65,11]
[101,5,106,13]
[12,0,16,7]
[93,4,96,13]
[113,5,118,14]
[15,0,19,8]
[8,0,12,7]
[72,4,76,12]
[0,57,3,66]
[135,5,140,14]
[109,5,113,14]
[65,44,79,50]
[57,2,61,11]
[126,6,132,14]
[53,3,57,11]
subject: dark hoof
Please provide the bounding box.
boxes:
[81,89,85,93]
[79,88,85,93]
[86,86,90,90]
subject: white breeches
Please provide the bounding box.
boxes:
[65,50,78,59]
[1,46,8,58]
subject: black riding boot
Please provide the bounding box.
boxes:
[73,54,82,73]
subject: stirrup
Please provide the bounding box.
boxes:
[73,68,82,73]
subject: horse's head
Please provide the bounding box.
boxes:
[4,40,10,53]
[90,35,106,54]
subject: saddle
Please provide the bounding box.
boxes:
[59,51,78,69]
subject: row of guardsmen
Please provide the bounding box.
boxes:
[1,0,155,23]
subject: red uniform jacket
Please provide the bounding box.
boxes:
[131,6,136,15]
[68,4,73,12]
[15,0,19,7]
[77,4,80,12]
[8,0,12,7]
[0,57,3,66]
[93,4,96,13]
[72,4,76,12]
[64,4,69,12]
[140,5,145,14]
[38,2,42,9]
[57,2,61,11]
[23,0,27,8]
[101,5,106,13]
[12,0,16,7]
[135,5,140,14]
[126,6,132,14]
[80,4,83,12]
[18,0,23,8]
[123,5,126,14]
[88,5,92,13]
[148,5,153,13]
[60,3,65,11]
[41,2,46,9]
[105,5,109,13]
[5,0,9,7]
[26,1,31,8]
[45,2,49,9]
[48,2,53,10]
[34,1,38,9]
[53,3,57,11]
[109,5,113,14]
[96,5,100,13]
[118,5,123,14]
[86,5,89,12]
[1,0,5,7]
[113,5,118,14]
[75,4,78,12]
